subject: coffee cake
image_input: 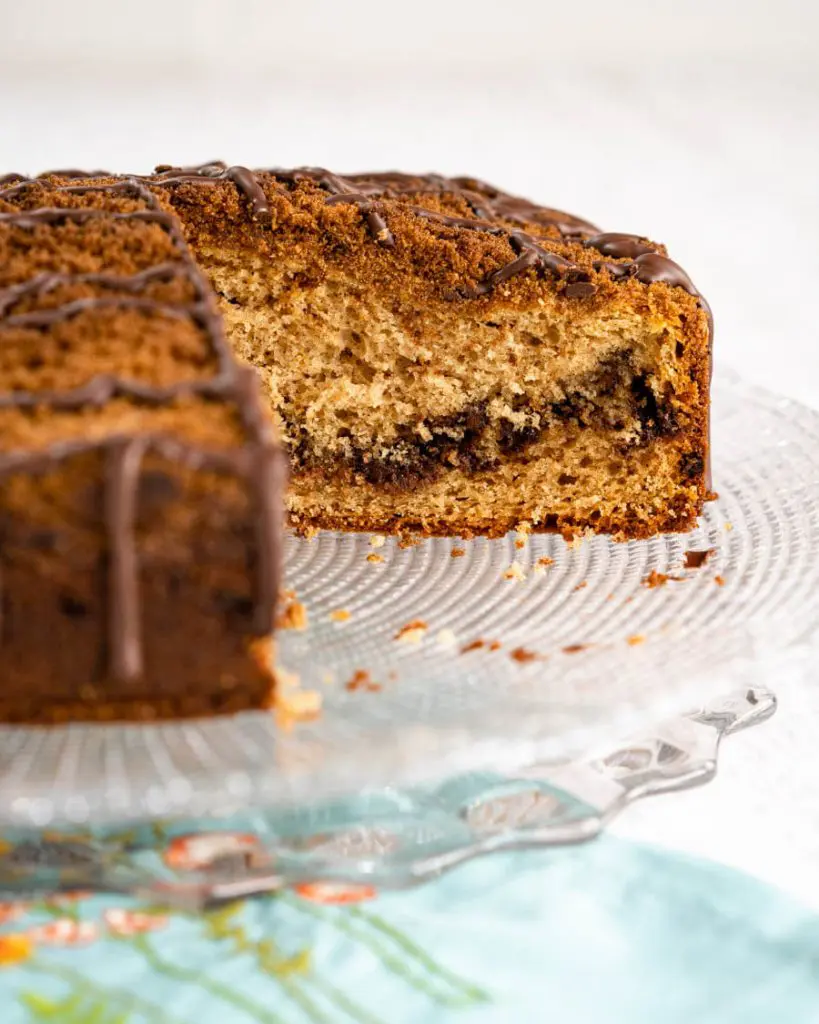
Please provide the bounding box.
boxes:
[0,173,286,723]
[133,163,711,540]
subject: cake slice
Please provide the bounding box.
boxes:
[140,164,712,540]
[0,175,286,723]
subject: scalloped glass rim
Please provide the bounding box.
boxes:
[1,366,817,828]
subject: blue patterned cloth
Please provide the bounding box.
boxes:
[1,832,818,1022]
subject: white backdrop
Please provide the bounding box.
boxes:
[1,0,816,69]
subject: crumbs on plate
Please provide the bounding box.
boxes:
[394,620,428,644]
[345,669,381,693]
[502,561,526,582]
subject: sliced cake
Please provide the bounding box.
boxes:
[141,164,712,539]
[0,174,286,723]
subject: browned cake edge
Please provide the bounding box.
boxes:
[0,175,287,723]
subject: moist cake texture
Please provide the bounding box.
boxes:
[5,164,712,543]
[1,161,711,720]
[124,163,711,540]
[0,172,286,723]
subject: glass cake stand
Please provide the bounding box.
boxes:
[0,368,817,845]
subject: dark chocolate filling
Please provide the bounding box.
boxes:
[286,356,688,491]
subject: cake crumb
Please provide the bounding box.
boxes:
[510,646,537,663]
[573,581,588,592]
[724,522,734,532]
[276,599,308,631]
[532,556,554,578]
[302,526,320,541]
[503,561,526,582]
[366,553,385,564]
[683,548,716,569]
[398,536,421,549]
[436,628,458,648]
[276,667,301,689]
[461,639,485,654]
[641,569,684,589]
[369,534,386,548]
[488,640,502,652]
[514,538,527,550]
[451,548,466,558]
[274,678,322,730]
[394,620,428,644]
[563,643,589,654]
[345,669,381,693]
[627,634,646,646]
[714,574,726,586]
[329,608,351,623]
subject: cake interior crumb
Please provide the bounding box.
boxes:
[503,562,526,582]
[345,669,381,692]
[394,620,428,644]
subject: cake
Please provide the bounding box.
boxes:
[139,163,712,540]
[1,162,712,721]
[0,173,286,723]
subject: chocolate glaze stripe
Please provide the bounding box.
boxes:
[274,167,395,247]
[0,176,152,203]
[0,207,178,229]
[0,263,190,318]
[147,163,272,225]
[0,174,282,676]
[0,371,241,412]
[0,431,283,660]
[0,433,266,480]
[106,438,146,681]
[411,207,588,298]
[0,180,244,418]
[6,165,709,317]
[0,179,239,393]
[0,295,214,331]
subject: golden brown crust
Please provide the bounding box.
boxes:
[0,172,285,724]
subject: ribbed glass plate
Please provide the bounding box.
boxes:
[1,368,818,828]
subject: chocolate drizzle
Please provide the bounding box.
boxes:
[148,162,272,225]
[274,168,395,247]
[1,164,710,317]
[0,263,186,317]
[106,439,146,681]
[0,175,284,682]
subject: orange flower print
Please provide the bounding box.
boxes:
[164,832,262,872]
[105,908,169,936]
[0,934,32,966]
[293,882,377,905]
[0,902,28,925]
[28,919,99,947]
[46,891,93,907]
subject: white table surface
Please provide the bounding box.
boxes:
[3,58,819,905]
